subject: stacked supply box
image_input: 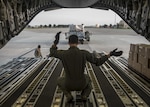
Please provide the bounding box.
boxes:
[128,44,150,79]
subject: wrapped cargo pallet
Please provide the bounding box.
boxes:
[128,44,150,79]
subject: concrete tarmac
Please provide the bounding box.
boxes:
[0,28,149,66]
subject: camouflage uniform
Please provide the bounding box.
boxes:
[50,45,108,98]
[34,47,42,58]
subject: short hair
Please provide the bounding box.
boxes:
[69,35,78,44]
[38,45,41,48]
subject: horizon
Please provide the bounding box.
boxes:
[29,8,122,26]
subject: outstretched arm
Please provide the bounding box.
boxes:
[109,48,123,57]
[86,49,123,66]
[48,31,63,59]
[53,31,61,45]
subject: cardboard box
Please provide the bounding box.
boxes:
[139,45,146,56]
[130,44,139,53]
[128,58,133,67]
[135,44,139,53]
[129,44,150,79]
[142,66,150,79]
[139,44,150,57]
[145,48,150,58]
[132,62,142,73]
[140,57,150,68]
[139,55,145,65]
[128,52,133,61]
[133,53,139,63]
[130,44,135,52]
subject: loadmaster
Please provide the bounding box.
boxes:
[48,32,123,103]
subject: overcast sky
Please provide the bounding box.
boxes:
[29,8,122,26]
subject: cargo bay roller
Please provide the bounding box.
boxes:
[0,0,150,48]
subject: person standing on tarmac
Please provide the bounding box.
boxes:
[34,45,42,58]
[49,34,123,103]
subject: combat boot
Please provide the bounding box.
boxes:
[81,95,88,102]
[66,93,73,103]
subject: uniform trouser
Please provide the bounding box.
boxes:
[57,74,92,98]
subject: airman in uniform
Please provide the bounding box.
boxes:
[49,34,123,102]
[34,45,42,58]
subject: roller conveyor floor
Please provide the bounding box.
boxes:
[0,56,150,107]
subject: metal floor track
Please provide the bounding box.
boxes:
[0,57,150,107]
